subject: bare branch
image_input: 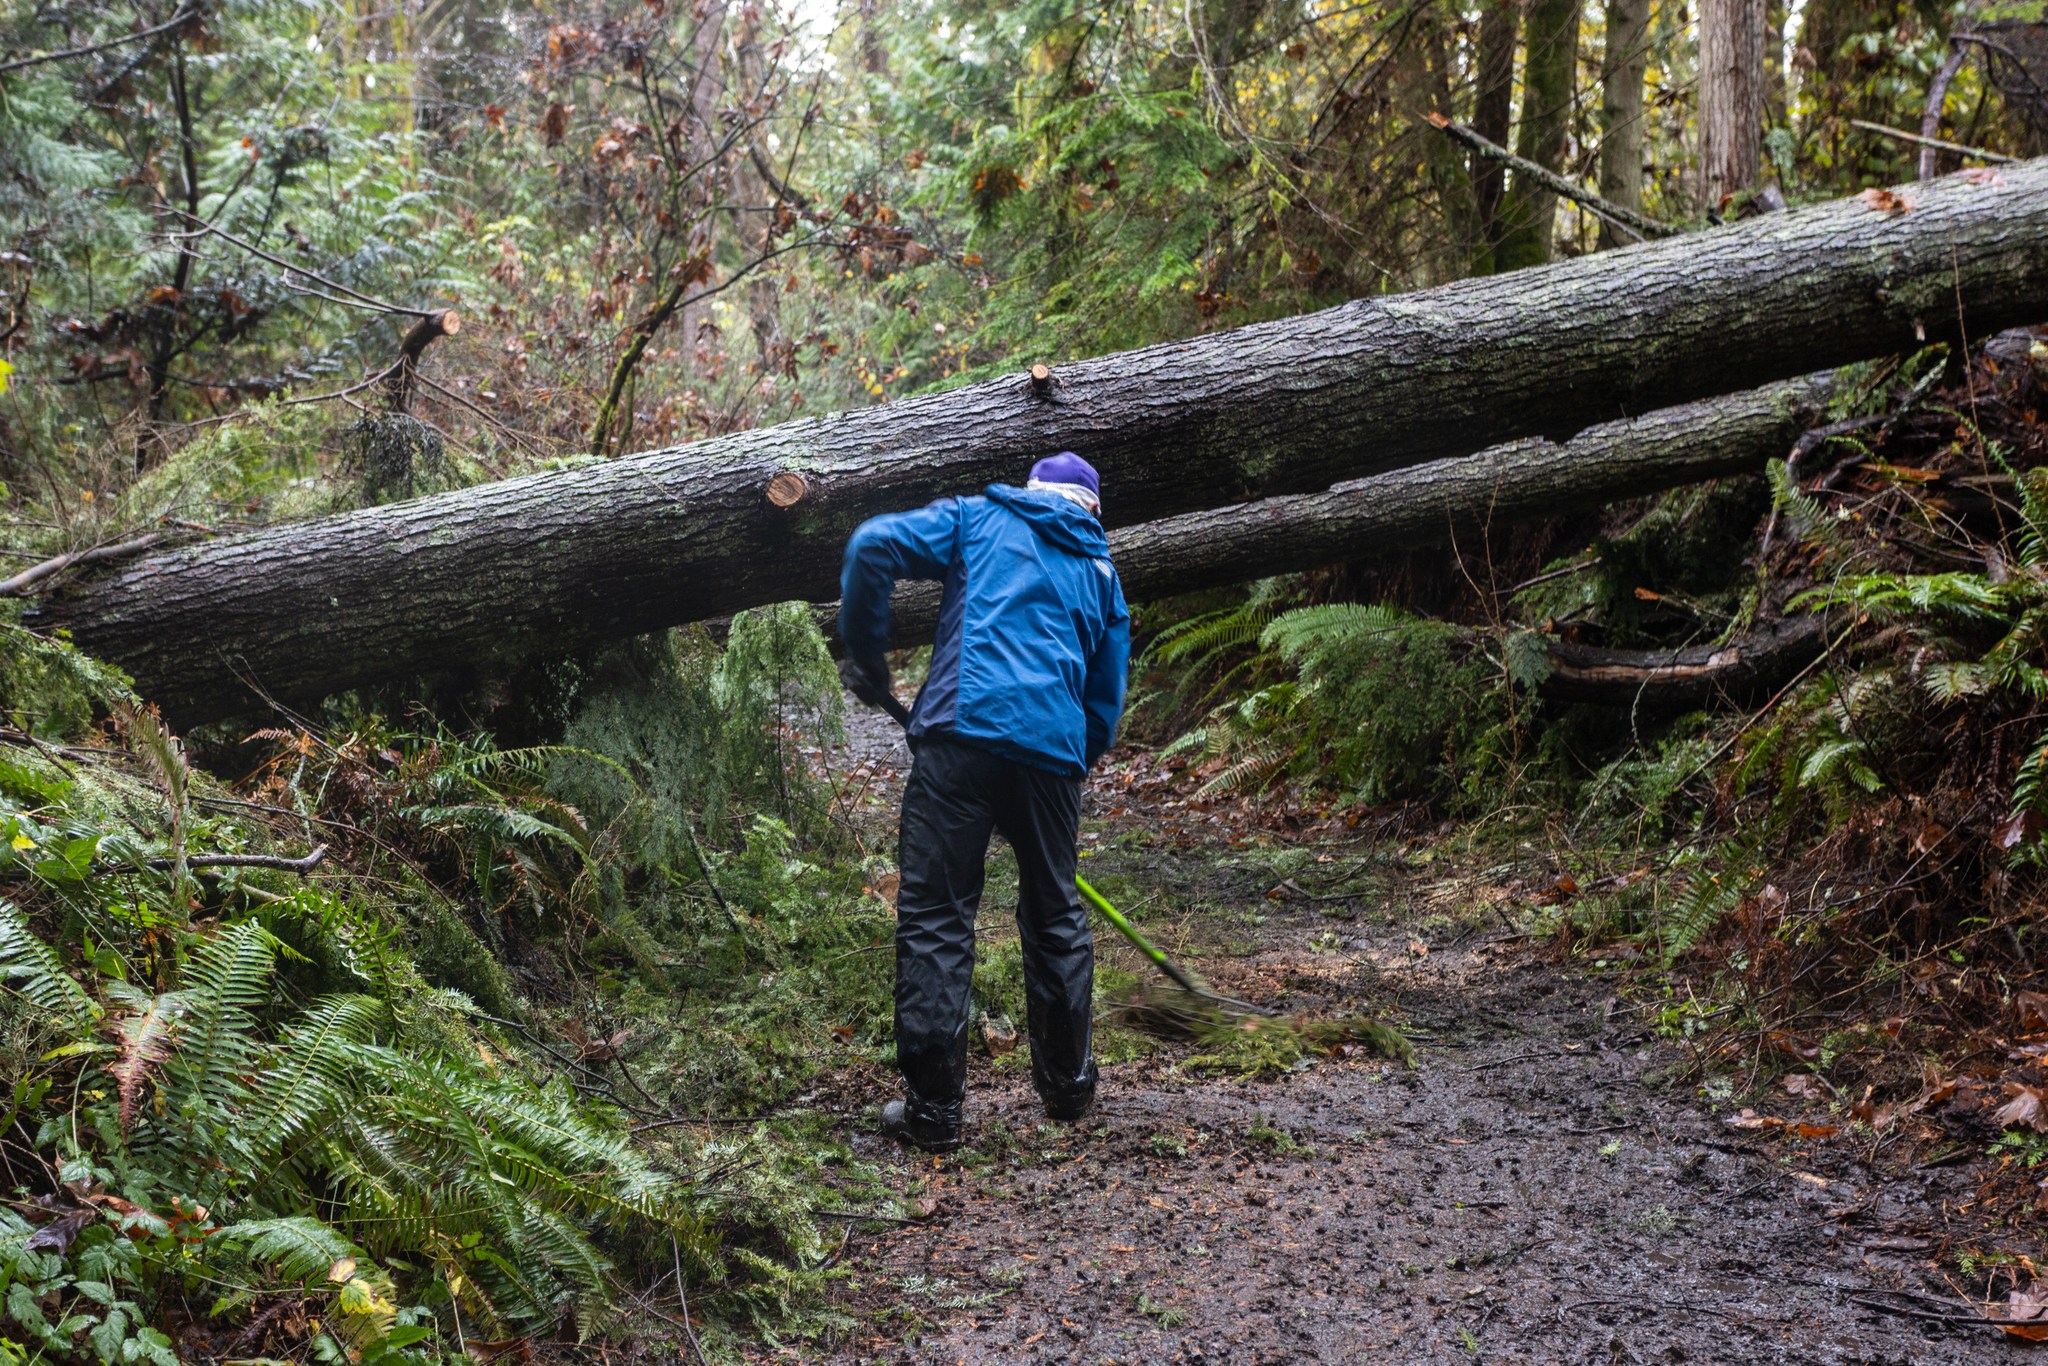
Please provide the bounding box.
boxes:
[0,4,198,77]
[163,211,444,318]
[1425,114,1681,240]
[0,532,169,598]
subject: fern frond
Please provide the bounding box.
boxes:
[209,1216,362,1282]
[1258,602,1414,659]
[104,984,189,1133]
[0,898,97,1032]
[118,703,191,885]
[1797,737,1883,794]
[242,994,385,1154]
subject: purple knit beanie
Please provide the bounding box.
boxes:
[1028,451,1100,499]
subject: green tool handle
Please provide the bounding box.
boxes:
[867,693,1268,1014]
[1075,874,1201,995]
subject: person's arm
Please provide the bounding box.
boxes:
[1082,579,1131,769]
[838,501,961,700]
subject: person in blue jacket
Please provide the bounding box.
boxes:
[838,451,1130,1153]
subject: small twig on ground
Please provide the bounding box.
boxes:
[813,1208,927,1225]
[682,820,743,935]
[1847,1292,2004,1328]
[1454,1048,1568,1072]
[671,1235,710,1366]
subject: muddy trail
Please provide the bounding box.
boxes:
[766,713,2032,1364]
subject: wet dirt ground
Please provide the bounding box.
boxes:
[779,711,2033,1364]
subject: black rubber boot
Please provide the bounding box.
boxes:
[1034,1056,1099,1123]
[879,1099,964,1153]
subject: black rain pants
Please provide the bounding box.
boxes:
[894,733,1097,1131]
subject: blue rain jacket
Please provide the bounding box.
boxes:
[839,485,1131,776]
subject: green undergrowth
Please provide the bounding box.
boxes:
[1128,353,2048,1173]
[0,605,912,1364]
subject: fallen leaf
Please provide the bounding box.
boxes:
[828,1023,855,1044]
[1994,1084,2048,1131]
[22,1205,94,1255]
[1881,467,1943,487]
[1767,1031,1823,1062]
[1726,1108,1783,1130]
[1996,811,2041,850]
[328,1256,358,1283]
[2017,991,2048,1034]
[1989,1280,2048,1341]
[1860,186,1912,214]
[1783,1073,1826,1100]
[1959,167,2006,188]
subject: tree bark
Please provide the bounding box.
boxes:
[1597,0,1652,248]
[1494,0,1586,269]
[1470,0,1523,268]
[1536,613,1827,709]
[44,161,2048,724]
[1699,0,1767,209]
[872,375,1836,643]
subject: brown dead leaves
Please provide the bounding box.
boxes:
[1859,186,1914,215]
[1993,1084,2048,1132]
[1989,1281,2048,1341]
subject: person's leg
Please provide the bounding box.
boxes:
[892,735,999,1145]
[994,761,1097,1121]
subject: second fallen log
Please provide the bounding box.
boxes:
[876,374,1838,642]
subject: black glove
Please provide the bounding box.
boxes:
[838,654,894,710]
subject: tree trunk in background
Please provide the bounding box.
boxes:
[875,376,1838,643]
[1495,0,1587,269]
[1597,0,1652,248]
[1700,0,1767,208]
[44,163,2048,723]
[1470,0,1522,268]
[1419,8,1487,276]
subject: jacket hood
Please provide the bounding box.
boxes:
[985,484,1110,558]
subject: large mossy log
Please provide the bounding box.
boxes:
[879,373,1838,641]
[48,162,2048,723]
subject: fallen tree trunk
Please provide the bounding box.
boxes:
[877,373,1838,642]
[47,161,2048,724]
[1535,614,1829,710]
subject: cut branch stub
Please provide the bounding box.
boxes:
[1029,363,1052,396]
[384,310,461,414]
[765,471,810,508]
